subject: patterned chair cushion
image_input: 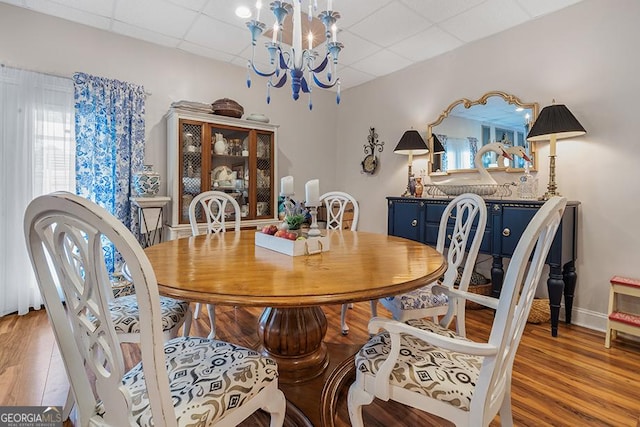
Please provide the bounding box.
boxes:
[454,267,490,286]
[355,318,482,411]
[96,337,279,426]
[100,295,190,334]
[382,283,448,311]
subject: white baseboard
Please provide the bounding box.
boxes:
[561,305,607,332]
[562,305,640,343]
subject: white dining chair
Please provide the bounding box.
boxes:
[24,191,286,427]
[319,191,360,335]
[371,193,487,337]
[63,203,193,421]
[189,190,241,339]
[348,196,567,427]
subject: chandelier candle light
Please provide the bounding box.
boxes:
[246,0,343,110]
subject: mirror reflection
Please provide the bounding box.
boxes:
[428,91,539,175]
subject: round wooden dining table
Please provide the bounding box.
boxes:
[144,229,446,385]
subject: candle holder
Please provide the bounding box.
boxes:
[307,205,321,238]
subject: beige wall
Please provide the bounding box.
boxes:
[337,0,640,330]
[2,0,638,331]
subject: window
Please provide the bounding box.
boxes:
[1,66,74,316]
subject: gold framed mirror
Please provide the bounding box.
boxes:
[428,91,539,175]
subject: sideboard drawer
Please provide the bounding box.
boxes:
[387,198,425,242]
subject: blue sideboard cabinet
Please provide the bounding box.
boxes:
[387,196,580,337]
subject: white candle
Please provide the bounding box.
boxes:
[256,0,262,21]
[281,176,294,196]
[328,0,332,11]
[308,31,313,50]
[272,22,278,43]
[293,0,303,68]
[331,24,337,42]
[305,179,320,206]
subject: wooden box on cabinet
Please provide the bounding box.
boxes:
[166,108,279,239]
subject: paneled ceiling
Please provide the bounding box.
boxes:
[2,0,582,89]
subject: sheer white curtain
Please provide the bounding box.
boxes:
[0,65,75,316]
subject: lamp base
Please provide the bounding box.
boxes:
[540,154,560,201]
[539,191,561,201]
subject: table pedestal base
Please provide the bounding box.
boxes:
[258,306,329,384]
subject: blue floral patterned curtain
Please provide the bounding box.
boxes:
[468,137,478,167]
[437,134,448,171]
[73,72,145,273]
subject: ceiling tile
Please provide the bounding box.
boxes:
[349,48,413,77]
[166,0,208,12]
[348,2,433,48]
[114,0,198,39]
[515,0,583,18]
[36,0,114,17]
[334,0,392,28]
[112,20,180,48]
[185,13,250,56]
[439,0,530,43]
[336,30,382,66]
[202,0,252,30]
[388,26,463,62]
[24,0,111,29]
[399,0,485,23]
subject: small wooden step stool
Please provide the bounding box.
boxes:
[605,276,640,348]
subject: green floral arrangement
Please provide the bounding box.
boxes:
[282,198,308,230]
[285,213,306,230]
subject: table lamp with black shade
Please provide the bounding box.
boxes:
[526,103,586,200]
[394,130,429,197]
[432,134,445,154]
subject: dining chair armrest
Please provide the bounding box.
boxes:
[368,317,497,356]
[450,288,499,310]
[433,285,500,310]
[368,317,498,401]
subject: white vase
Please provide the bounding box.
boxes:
[214,133,227,155]
[133,164,160,197]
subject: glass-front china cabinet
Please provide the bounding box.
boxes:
[166,108,278,239]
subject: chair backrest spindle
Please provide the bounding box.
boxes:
[319,191,359,231]
[189,191,241,236]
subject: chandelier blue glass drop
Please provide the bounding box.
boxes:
[246,0,343,110]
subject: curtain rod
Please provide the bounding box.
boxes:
[1,63,152,96]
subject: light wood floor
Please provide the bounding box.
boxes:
[1,302,640,426]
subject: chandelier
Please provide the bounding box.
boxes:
[246,0,343,110]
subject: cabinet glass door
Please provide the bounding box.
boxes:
[181,122,203,223]
[256,132,273,218]
[210,126,250,221]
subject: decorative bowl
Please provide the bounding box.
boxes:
[246,113,270,123]
[212,98,244,118]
